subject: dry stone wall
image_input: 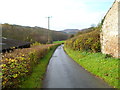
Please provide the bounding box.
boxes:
[101,0,120,58]
[118,2,120,58]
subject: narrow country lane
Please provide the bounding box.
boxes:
[43,45,111,88]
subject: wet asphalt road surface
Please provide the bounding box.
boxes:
[43,45,111,88]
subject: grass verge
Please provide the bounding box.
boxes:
[64,47,119,88]
[20,45,59,88]
[53,41,65,44]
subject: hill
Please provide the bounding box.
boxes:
[61,29,80,34]
[75,28,95,36]
[2,23,68,43]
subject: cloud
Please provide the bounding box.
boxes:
[0,0,115,30]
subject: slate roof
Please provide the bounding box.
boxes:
[1,37,31,52]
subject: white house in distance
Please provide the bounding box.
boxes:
[101,0,120,58]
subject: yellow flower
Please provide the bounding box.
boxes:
[13,74,18,78]
[11,59,14,62]
[5,58,8,60]
[2,81,6,85]
[12,47,15,49]
[2,64,6,67]
[22,54,25,57]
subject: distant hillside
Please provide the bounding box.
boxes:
[75,27,95,36]
[61,29,80,34]
[2,23,68,44]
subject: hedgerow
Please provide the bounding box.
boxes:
[1,44,57,88]
[65,26,101,52]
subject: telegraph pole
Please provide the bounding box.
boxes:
[47,16,50,30]
[47,16,52,43]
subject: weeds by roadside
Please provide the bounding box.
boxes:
[64,47,119,88]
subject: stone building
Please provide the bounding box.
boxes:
[101,0,120,58]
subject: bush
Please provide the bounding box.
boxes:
[65,26,101,53]
[1,44,57,88]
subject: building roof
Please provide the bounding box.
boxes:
[1,37,31,51]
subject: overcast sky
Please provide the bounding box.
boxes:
[0,0,115,31]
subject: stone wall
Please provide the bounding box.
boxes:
[101,0,120,58]
[118,1,120,58]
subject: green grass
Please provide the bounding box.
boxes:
[64,47,119,88]
[20,45,58,88]
[53,40,65,44]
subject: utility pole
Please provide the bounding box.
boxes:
[46,16,52,43]
[47,16,50,30]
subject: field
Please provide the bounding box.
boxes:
[53,41,65,44]
[64,47,119,88]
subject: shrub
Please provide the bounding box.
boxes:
[1,44,57,88]
[65,26,101,53]
[30,41,41,46]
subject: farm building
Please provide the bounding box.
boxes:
[101,0,120,58]
[1,37,31,53]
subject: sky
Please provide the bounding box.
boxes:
[0,0,115,31]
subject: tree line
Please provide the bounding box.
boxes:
[2,23,68,43]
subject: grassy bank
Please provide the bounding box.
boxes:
[53,41,65,44]
[20,45,59,88]
[64,47,119,88]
